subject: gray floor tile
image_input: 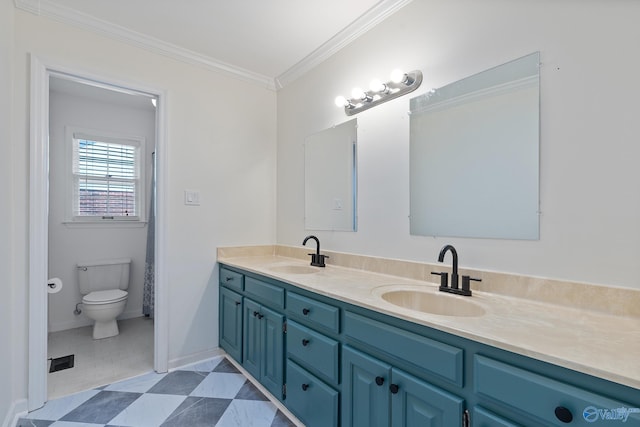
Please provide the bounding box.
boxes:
[212,358,240,374]
[59,391,141,424]
[234,381,268,401]
[147,371,206,395]
[15,419,54,427]
[160,397,232,426]
[271,410,298,427]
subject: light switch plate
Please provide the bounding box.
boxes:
[184,190,201,206]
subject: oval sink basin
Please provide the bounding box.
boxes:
[380,289,485,317]
[268,265,320,275]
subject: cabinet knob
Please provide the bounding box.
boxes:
[302,308,310,315]
[235,301,241,306]
[302,339,310,347]
[253,311,259,317]
[225,277,234,281]
[301,383,309,391]
[257,314,264,319]
[389,384,399,394]
[555,406,573,423]
[375,376,384,386]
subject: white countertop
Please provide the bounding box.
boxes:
[218,251,640,390]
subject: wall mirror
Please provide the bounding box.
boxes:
[305,119,357,231]
[410,52,540,240]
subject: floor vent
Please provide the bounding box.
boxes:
[49,355,74,373]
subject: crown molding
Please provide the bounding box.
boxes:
[274,0,414,89]
[15,0,413,91]
[14,0,277,90]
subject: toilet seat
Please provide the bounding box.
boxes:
[83,289,128,305]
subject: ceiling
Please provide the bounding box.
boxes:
[17,0,412,89]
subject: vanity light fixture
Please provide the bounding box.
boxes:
[335,69,423,116]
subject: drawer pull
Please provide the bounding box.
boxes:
[301,383,309,391]
[375,376,384,386]
[253,311,259,317]
[554,406,573,423]
[302,339,310,346]
[225,277,234,281]
[302,308,310,315]
[389,384,399,394]
[235,301,241,306]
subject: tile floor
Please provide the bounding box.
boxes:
[48,317,154,399]
[18,356,298,427]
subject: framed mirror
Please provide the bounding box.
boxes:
[305,119,357,231]
[410,52,540,240]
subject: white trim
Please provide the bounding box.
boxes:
[275,0,415,89]
[14,0,413,91]
[168,348,226,371]
[28,54,49,412]
[14,0,275,90]
[28,55,169,412]
[1,398,27,427]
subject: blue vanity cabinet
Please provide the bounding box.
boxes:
[242,297,285,400]
[342,345,464,427]
[219,286,243,362]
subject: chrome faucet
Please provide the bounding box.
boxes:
[302,235,328,267]
[431,244,479,296]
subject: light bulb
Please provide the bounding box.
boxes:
[334,95,348,107]
[351,87,366,100]
[390,69,407,84]
[369,79,387,93]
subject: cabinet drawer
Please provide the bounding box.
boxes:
[287,292,340,334]
[220,267,243,292]
[474,355,640,426]
[286,360,339,427]
[344,311,463,386]
[244,277,284,309]
[287,320,339,384]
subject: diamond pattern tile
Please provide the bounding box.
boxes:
[17,356,298,427]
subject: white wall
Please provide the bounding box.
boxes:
[1,0,16,425]
[277,0,640,290]
[8,6,277,415]
[48,89,156,332]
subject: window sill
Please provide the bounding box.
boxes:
[63,221,147,229]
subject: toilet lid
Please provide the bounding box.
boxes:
[83,289,128,304]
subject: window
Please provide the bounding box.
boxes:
[69,130,145,223]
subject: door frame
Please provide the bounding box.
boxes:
[28,54,169,411]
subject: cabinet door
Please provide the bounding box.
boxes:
[260,305,284,399]
[342,346,391,427]
[219,287,243,362]
[242,298,262,380]
[390,369,464,427]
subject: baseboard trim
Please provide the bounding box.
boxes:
[168,347,226,371]
[2,398,27,427]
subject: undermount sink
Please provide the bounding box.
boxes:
[378,287,485,317]
[268,265,320,275]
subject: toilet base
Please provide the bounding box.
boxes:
[92,319,119,339]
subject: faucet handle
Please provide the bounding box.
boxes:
[431,271,449,290]
[460,275,481,296]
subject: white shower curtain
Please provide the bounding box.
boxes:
[142,152,155,317]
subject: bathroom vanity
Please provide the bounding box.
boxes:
[217,246,640,427]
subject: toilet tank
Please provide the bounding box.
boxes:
[77,258,132,294]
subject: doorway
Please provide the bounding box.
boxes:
[28,56,168,411]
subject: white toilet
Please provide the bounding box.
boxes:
[77,258,131,339]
